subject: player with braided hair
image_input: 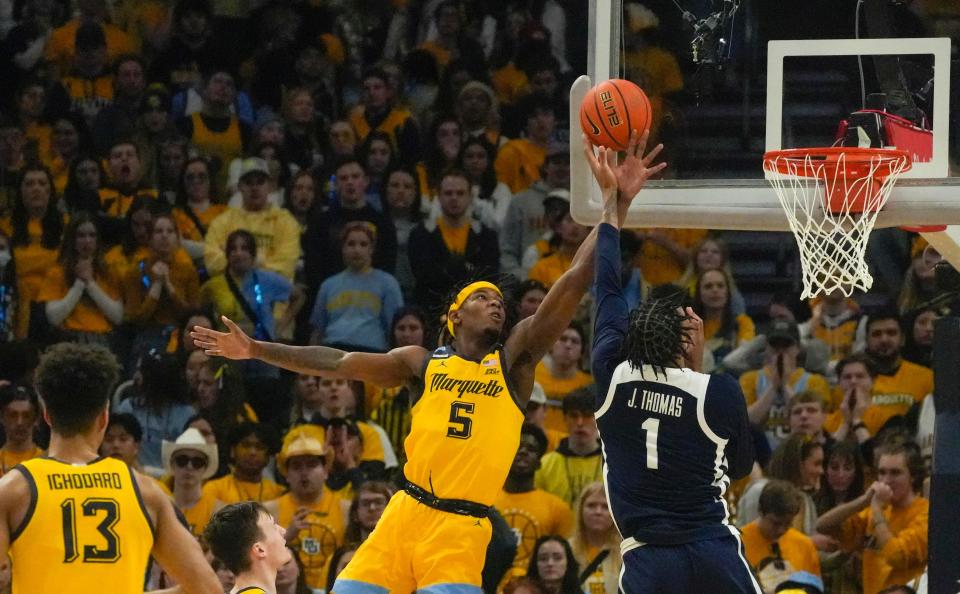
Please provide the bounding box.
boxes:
[620,296,696,379]
[591,166,760,592]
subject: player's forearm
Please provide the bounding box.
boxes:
[251,340,348,377]
[567,225,600,290]
[600,189,620,227]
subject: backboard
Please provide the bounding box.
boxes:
[572,0,960,237]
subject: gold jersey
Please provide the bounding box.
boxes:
[9,456,154,594]
[276,490,345,589]
[403,346,525,506]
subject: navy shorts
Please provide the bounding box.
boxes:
[620,534,762,594]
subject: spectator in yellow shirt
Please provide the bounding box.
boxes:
[204,158,301,280]
[39,212,123,343]
[43,0,137,76]
[535,322,594,433]
[801,290,861,364]
[497,424,575,579]
[348,67,420,158]
[60,23,116,126]
[495,93,555,194]
[343,480,395,545]
[416,1,485,72]
[742,480,821,590]
[694,269,755,369]
[535,390,603,507]
[104,195,153,281]
[98,140,160,245]
[740,320,830,451]
[162,427,222,538]
[202,422,285,504]
[0,383,44,477]
[861,309,933,435]
[523,383,567,453]
[264,433,345,591]
[173,157,226,266]
[634,227,706,287]
[528,198,591,289]
[824,353,876,444]
[0,119,27,218]
[622,3,684,146]
[570,482,623,594]
[123,211,200,364]
[678,235,746,314]
[0,165,64,339]
[817,442,929,594]
[13,80,52,164]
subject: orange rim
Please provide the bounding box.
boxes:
[901,225,948,233]
[763,147,912,178]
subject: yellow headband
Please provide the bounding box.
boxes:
[447,281,503,336]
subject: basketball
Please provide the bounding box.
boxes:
[579,79,652,150]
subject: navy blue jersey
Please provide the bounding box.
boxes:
[591,223,754,548]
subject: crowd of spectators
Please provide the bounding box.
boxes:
[0,1,944,593]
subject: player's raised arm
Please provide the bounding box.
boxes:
[136,471,223,594]
[191,316,429,387]
[508,131,665,376]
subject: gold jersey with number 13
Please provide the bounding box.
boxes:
[403,346,525,506]
[8,456,155,594]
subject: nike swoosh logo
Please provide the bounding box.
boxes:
[586,115,601,135]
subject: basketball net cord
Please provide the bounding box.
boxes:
[764,152,910,299]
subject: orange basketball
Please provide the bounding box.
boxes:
[579,79,652,150]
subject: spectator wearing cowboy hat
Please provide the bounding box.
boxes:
[264,430,346,592]
[162,427,222,538]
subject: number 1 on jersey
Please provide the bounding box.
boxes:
[641,418,660,470]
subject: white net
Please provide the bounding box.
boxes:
[763,150,911,299]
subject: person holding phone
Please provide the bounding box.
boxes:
[739,320,831,453]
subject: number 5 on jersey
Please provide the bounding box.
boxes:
[447,401,475,439]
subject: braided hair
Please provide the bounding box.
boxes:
[621,293,693,379]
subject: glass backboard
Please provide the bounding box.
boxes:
[572,0,960,232]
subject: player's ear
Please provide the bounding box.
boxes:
[97,405,110,431]
[41,403,52,428]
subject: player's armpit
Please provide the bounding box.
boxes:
[135,472,222,594]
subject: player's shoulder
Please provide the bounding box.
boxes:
[127,466,164,526]
[0,465,32,509]
[703,372,748,411]
[705,372,743,398]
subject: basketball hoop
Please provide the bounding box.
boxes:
[763,147,912,298]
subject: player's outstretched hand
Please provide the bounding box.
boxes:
[190,316,255,360]
[615,129,666,201]
[583,134,617,198]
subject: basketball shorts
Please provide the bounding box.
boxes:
[332,491,492,594]
[620,533,763,594]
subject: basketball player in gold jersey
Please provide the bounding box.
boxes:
[193,133,666,594]
[0,343,223,594]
